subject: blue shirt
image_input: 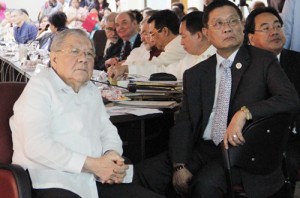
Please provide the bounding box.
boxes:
[14,22,38,44]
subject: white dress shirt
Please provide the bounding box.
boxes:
[123,43,150,65]
[10,68,123,198]
[128,36,187,78]
[165,45,216,80]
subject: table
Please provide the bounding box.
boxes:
[0,54,33,82]
[110,109,175,164]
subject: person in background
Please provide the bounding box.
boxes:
[93,12,118,70]
[11,9,37,44]
[281,0,300,53]
[10,28,165,198]
[250,1,266,11]
[187,7,199,14]
[267,0,285,13]
[133,1,299,197]
[64,0,89,29]
[164,11,216,80]
[0,9,14,41]
[36,15,50,40]
[108,9,186,80]
[118,13,162,70]
[115,0,121,12]
[95,11,141,71]
[244,6,300,195]
[39,0,63,20]
[0,1,6,22]
[90,0,109,20]
[171,2,185,19]
[37,11,68,50]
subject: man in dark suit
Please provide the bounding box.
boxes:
[95,11,141,71]
[93,12,119,70]
[244,6,300,194]
[133,1,299,198]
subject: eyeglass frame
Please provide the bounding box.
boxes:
[254,22,283,34]
[105,27,116,32]
[206,18,241,30]
[149,27,164,38]
[54,47,96,60]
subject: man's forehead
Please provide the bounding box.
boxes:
[116,13,130,22]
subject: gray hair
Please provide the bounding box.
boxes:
[50,29,95,52]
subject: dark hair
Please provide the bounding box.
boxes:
[244,7,283,44]
[48,11,67,30]
[20,8,29,16]
[181,11,204,35]
[94,0,109,11]
[148,9,179,35]
[203,1,243,28]
[130,9,143,24]
[172,2,185,13]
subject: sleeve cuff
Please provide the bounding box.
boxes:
[64,153,87,173]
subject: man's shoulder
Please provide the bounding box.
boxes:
[185,54,216,74]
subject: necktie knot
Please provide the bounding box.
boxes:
[221,59,232,69]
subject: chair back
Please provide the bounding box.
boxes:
[228,113,291,175]
[0,82,26,164]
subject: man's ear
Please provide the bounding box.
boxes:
[50,53,58,69]
[248,33,255,46]
[162,26,169,36]
[197,31,203,40]
[202,27,209,42]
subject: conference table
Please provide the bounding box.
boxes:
[0,53,177,164]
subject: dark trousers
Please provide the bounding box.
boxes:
[32,182,166,198]
[133,141,240,198]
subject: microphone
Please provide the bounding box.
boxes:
[90,79,137,93]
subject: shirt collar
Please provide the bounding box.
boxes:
[125,32,138,47]
[216,48,239,68]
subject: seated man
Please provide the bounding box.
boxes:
[118,13,162,70]
[95,11,142,71]
[10,29,165,198]
[108,9,187,80]
[164,11,216,80]
[11,9,38,44]
[244,6,300,194]
[133,1,299,198]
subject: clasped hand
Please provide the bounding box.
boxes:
[84,151,128,184]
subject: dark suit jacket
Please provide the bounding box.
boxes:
[169,45,299,197]
[280,49,300,183]
[94,34,142,71]
[93,30,107,66]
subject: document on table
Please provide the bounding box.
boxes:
[106,106,163,116]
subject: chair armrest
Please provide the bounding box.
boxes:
[0,163,32,198]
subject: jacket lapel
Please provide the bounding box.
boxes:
[230,46,251,102]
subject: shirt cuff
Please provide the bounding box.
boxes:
[65,152,86,173]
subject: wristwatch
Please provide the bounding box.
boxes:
[241,106,252,120]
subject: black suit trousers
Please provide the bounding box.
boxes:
[134,141,243,198]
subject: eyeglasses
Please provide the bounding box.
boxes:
[207,18,241,30]
[149,27,163,38]
[55,47,95,60]
[254,22,283,33]
[105,27,116,32]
